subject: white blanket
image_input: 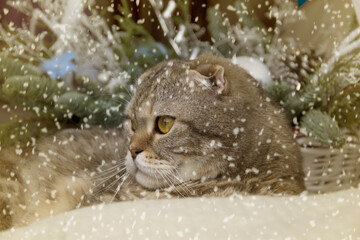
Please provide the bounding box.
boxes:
[2,188,360,240]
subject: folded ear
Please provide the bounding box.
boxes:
[189,64,227,95]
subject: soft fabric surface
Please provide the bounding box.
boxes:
[2,188,359,240]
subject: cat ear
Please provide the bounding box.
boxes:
[190,64,227,95]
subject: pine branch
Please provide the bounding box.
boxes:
[2,75,68,105]
[55,92,125,127]
[328,83,360,130]
[300,110,345,148]
[115,0,155,56]
[282,84,324,119]
[55,92,91,119]
[74,75,105,99]
[264,81,291,102]
[0,54,42,83]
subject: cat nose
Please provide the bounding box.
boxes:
[129,145,143,160]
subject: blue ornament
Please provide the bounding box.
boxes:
[297,0,307,7]
[41,52,76,80]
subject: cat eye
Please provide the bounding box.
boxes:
[131,120,136,131]
[156,116,175,134]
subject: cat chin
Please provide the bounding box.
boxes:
[135,170,163,189]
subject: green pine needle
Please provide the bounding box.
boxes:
[282,84,324,119]
[328,83,360,130]
[300,109,345,148]
[2,75,68,104]
[0,54,41,83]
[56,92,91,119]
[264,81,291,102]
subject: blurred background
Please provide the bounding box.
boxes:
[0,0,356,126]
[0,0,355,48]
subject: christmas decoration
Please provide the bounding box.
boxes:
[41,51,76,80]
[0,0,359,150]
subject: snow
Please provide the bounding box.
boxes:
[233,56,272,82]
[233,127,239,135]
[1,188,359,240]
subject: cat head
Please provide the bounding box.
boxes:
[123,54,264,189]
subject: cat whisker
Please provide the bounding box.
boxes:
[93,172,126,195]
[123,85,134,99]
[81,164,124,184]
[92,165,127,180]
[155,169,179,197]
[153,169,161,187]
[112,93,131,102]
[171,168,194,195]
[169,172,194,196]
[97,163,125,173]
[109,173,129,203]
[97,173,125,194]
[120,173,133,191]
[154,164,191,196]
[157,168,186,198]
[89,169,121,182]
[90,169,125,187]
[90,166,127,196]
[109,173,133,202]
[164,165,196,195]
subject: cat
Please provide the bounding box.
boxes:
[0,54,305,230]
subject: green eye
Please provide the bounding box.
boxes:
[156,116,175,134]
[131,120,136,131]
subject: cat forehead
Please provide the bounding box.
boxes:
[125,89,187,119]
[133,62,193,95]
[125,83,198,119]
[141,60,192,82]
[126,58,222,117]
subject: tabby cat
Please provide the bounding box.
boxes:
[0,54,304,230]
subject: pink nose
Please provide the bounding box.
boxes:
[129,145,143,160]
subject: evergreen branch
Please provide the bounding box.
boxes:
[56,92,124,127]
[175,0,191,23]
[282,84,323,119]
[328,83,360,130]
[264,81,291,102]
[74,75,105,99]
[0,54,42,83]
[0,23,53,64]
[116,0,155,41]
[300,110,345,148]
[114,0,155,59]
[56,92,92,119]
[88,99,123,127]
[2,75,68,105]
